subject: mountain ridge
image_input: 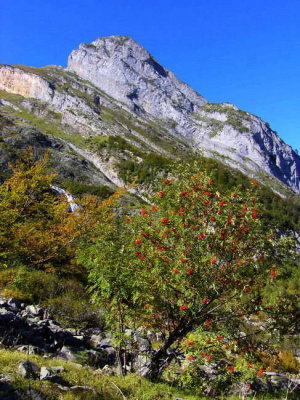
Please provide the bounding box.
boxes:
[0,35,299,196]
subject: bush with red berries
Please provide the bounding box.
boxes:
[83,165,292,381]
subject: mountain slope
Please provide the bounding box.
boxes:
[0,35,299,196]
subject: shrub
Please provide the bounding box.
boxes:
[117,153,171,183]
[7,267,60,302]
[81,162,294,380]
[46,294,103,329]
[0,149,118,270]
[63,180,114,198]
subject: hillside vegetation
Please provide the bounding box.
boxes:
[0,151,299,399]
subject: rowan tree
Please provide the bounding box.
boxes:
[84,164,294,380]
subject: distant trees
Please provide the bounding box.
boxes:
[0,150,112,269]
[0,149,119,308]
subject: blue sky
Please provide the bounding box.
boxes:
[1,0,299,150]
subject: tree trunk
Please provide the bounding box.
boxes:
[141,318,194,381]
[141,343,176,381]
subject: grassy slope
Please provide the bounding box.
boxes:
[0,350,287,400]
[0,350,201,400]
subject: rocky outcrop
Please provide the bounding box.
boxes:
[0,121,114,188]
[67,36,207,119]
[0,65,54,101]
[191,108,300,193]
[0,297,117,368]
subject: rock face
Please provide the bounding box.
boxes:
[67,36,207,118]
[67,36,300,195]
[0,65,54,101]
[0,35,299,195]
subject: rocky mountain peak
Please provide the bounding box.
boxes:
[91,35,150,59]
[67,35,207,117]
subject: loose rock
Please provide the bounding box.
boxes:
[18,361,39,379]
[39,366,60,382]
